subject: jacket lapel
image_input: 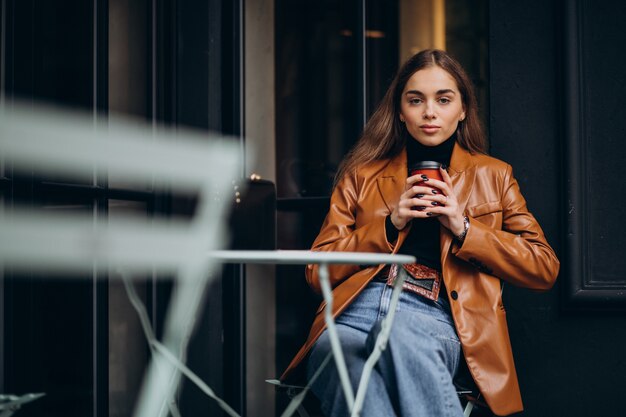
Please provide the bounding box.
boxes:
[440,143,477,268]
[376,150,409,248]
[376,149,407,214]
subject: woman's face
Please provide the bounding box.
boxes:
[399,66,466,147]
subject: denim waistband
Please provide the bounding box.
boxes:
[336,280,457,339]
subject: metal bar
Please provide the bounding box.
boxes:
[0,107,236,189]
[318,262,355,410]
[351,266,406,416]
[210,250,414,266]
[36,181,156,203]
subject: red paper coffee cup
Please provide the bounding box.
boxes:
[408,161,443,209]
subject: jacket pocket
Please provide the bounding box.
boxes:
[467,201,503,228]
[466,201,502,217]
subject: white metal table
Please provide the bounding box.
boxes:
[212,250,415,417]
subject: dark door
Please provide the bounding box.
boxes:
[489,0,626,415]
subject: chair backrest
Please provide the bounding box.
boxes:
[0,104,240,273]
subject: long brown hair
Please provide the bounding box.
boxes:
[334,49,487,186]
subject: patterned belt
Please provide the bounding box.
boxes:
[386,263,442,301]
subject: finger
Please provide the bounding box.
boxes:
[423,194,449,206]
[424,178,452,196]
[406,185,437,197]
[424,211,441,217]
[406,175,428,187]
[424,205,456,217]
[426,208,450,218]
[413,195,447,207]
[401,196,447,213]
[404,206,438,219]
[424,205,447,214]
[399,198,425,209]
[440,166,453,187]
[399,206,428,218]
[416,195,439,204]
[411,193,449,206]
[427,186,445,197]
[398,201,433,215]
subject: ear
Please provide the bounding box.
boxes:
[460,111,466,122]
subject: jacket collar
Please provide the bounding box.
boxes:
[376,149,406,214]
[377,142,476,211]
[447,141,477,212]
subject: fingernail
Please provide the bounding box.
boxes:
[426,212,434,216]
[416,193,424,198]
[432,189,438,194]
[416,206,425,211]
[441,164,448,170]
[431,201,438,206]
[421,174,428,180]
[421,177,429,182]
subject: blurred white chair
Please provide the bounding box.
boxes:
[0,105,241,417]
[0,393,45,417]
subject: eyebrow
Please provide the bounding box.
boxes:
[405,89,457,96]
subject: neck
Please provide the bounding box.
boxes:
[406,133,456,166]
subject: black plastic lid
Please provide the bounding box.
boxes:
[408,160,441,170]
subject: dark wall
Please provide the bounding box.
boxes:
[489,0,626,415]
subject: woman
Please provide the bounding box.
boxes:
[280,49,559,416]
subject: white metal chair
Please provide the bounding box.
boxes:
[0,104,241,417]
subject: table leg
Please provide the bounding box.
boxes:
[318,262,356,411]
[351,265,406,417]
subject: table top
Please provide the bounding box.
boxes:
[209,250,415,265]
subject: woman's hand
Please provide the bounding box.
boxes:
[389,169,443,230]
[390,167,465,236]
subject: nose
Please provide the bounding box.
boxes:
[423,101,436,119]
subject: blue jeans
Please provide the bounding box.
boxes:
[307,281,464,417]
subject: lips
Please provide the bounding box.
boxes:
[419,124,441,133]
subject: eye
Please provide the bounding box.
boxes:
[409,97,423,105]
[438,97,451,104]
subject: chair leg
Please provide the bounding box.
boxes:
[296,403,311,417]
[463,400,474,417]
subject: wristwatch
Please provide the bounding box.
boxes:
[455,216,470,242]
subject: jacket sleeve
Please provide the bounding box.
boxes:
[451,164,559,290]
[305,169,399,293]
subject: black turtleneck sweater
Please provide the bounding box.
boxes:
[385,135,456,272]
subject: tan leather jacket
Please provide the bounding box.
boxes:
[281,143,559,416]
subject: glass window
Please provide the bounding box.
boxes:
[275,0,361,198]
